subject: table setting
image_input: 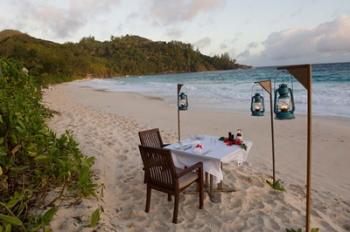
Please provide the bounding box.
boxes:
[165,130,253,203]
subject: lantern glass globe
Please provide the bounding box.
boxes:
[180,99,186,107]
[278,97,290,112]
[253,102,262,111]
[178,92,188,110]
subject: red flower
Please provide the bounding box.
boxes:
[224,140,233,146]
[221,137,245,148]
[195,144,203,149]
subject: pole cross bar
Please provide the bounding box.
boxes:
[255,80,272,94]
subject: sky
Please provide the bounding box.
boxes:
[1,0,350,66]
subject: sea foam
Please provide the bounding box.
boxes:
[77,63,350,118]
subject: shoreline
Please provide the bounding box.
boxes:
[75,81,350,120]
[44,82,350,231]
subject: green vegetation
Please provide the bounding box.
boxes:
[0,30,249,85]
[266,179,285,192]
[286,228,319,232]
[0,59,96,230]
[89,207,101,228]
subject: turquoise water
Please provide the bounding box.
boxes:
[78,63,350,118]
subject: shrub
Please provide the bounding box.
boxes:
[0,58,96,230]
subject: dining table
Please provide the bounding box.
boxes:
[165,135,253,203]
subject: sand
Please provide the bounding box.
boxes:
[43,82,350,231]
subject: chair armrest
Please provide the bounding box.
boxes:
[161,143,170,148]
[176,162,203,178]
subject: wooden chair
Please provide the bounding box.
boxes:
[138,128,169,148]
[138,145,204,223]
[138,128,170,184]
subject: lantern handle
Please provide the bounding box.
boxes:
[177,83,183,94]
[273,88,279,114]
[251,82,265,98]
[275,69,295,90]
[251,83,257,98]
[250,95,255,113]
[289,87,296,112]
[251,83,258,97]
[262,96,265,113]
[273,69,285,90]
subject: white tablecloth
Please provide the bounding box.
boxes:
[166,135,253,184]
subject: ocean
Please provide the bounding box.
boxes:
[77,62,350,118]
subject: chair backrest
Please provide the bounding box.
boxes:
[139,128,164,148]
[138,145,176,189]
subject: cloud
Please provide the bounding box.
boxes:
[165,28,183,39]
[126,12,141,23]
[231,32,243,44]
[149,0,225,25]
[289,7,303,18]
[218,33,242,53]
[237,50,250,59]
[193,37,211,49]
[220,43,227,49]
[240,16,350,66]
[10,0,120,38]
[247,42,258,49]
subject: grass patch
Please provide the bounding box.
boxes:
[286,228,319,232]
[266,179,285,192]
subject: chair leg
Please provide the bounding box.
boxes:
[205,172,209,188]
[199,174,204,209]
[145,185,151,213]
[168,193,172,202]
[173,193,179,223]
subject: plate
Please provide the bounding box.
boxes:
[193,149,210,155]
[175,144,192,151]
[192,135,204,140]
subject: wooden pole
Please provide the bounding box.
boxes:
[257,80,276,184]
[177,84,183,142]
[177,106,180,142]
[306,66,312,232]
[269,89,276,183]
[277,64,312,232]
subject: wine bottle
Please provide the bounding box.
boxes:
[236,129,242,141]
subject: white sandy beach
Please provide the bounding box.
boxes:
[43,82,350,231]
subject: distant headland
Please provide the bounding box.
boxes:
[0,29,250,85]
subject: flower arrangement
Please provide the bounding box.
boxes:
[195,144,203,149]
[219,133,247,151]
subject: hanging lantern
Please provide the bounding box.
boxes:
[178,92,188,111]
[274,83,295,119]
[251,93,265,116]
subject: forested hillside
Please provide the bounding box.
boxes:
[0,30,249,85]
